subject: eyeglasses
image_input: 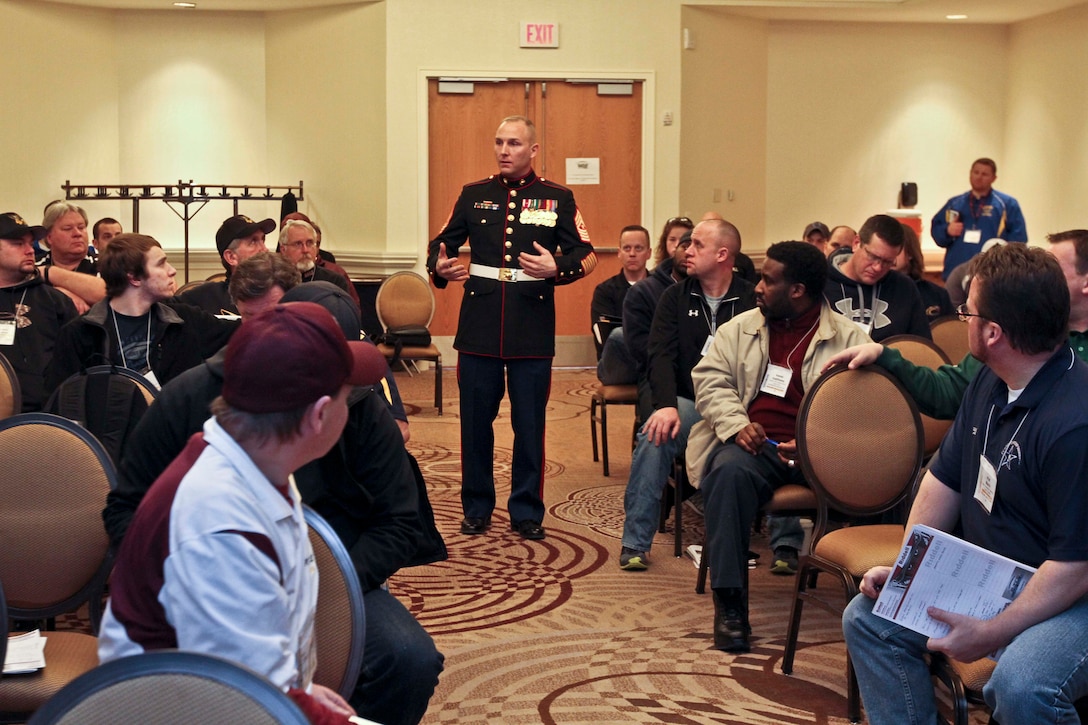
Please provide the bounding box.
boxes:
[859,244,898,270]
[956,303,988,322]
[282,239,317,250]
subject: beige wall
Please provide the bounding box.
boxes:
[765,20,1009,252]
[1006,2,1088,237]
[680,7,768,250]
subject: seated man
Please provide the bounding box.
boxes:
[824,230,1088,419]
[618,219,754,570]
[803,221,830,254]
[177,214,276,315]
[36,200,106,313]
[45,233,238,393]
[91,217,123,254]
[98,302,387,723]
[843,244,1088,724]
[592,224,650,385]
[0,212,78,411]
[278,219,358,312]
[824,213,931,341]
[282,212,362,311]
[686,241,871,652]
[106,264,445,725]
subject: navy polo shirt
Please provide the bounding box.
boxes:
[930,346,1088,568]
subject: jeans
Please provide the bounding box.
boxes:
[620,396,700,552]
[843,591,1088,725]
[351,588,445,725]
[597,328,638,385]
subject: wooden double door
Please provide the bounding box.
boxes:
[426,78,643,339]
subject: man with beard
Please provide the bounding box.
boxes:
[278,219,357,315]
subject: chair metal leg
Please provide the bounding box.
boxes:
[600,397,611,476]
[590,396,600,463]
[434,358,443,415]
[696,530,709,594]
[781,556,809,676]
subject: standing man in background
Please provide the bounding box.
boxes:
[428,115,596,541]
[931,157,1027,278]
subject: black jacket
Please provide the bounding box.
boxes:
[622,259,677,381]
[106,348,445,590]
[427,170,596,358]
[647,274,756,410]
[0,273,79,411]
[45,299,238,395]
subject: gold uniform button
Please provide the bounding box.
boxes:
[510,191,517,198]
[506,227,513,234]
[509,202,516,209]
[505,241,512,248]
[504,254,512,262]
[507,214,514,221]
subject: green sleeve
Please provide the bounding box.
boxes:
[876,348,981,420]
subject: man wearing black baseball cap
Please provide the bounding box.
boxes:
[0,212,79,411]
[177,214,276,315]
[99,302,387,723]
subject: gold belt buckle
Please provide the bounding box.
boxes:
[498,268,517,282]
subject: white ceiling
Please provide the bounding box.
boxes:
[24,0,1088,23]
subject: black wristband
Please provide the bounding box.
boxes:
[43,265,51,285]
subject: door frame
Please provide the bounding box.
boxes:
[416,68,656,254]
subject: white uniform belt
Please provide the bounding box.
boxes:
[469,263,532,283]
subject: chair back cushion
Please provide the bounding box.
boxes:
[26,651,309,725]
[0,351,21,419]
[797,366,923,517]
[883,335,954,457]
[0,414,115,616]
[375,272,436,330]
[930,315,971,364]
[304,507,365,700]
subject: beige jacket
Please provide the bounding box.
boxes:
[685,302,872,486]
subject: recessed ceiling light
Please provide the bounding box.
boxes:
[173,2,197,7]
[946,14,967,20]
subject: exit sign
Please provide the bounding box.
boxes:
[520,21,559,48]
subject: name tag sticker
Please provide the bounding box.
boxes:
[964,229,983,244]
[974,454,997,514]
[0,320,15,346]
[760,363,792,398]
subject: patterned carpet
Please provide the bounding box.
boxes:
[392,368,989,725]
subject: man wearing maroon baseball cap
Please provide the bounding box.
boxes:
[98,301,386,724]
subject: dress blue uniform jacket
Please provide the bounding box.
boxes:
[427,170,596,358]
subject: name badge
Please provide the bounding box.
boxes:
[759,363,792,398]
[0,320,15,346]
[143,370,162,391]
[700,334,715,357]
[854,319,871,335]
[974,454,997,514]
[964,229,982,244]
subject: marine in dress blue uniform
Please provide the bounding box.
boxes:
[427,116,596,539]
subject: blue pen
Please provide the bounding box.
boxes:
[765,438,781,447]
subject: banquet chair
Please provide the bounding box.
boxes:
[373,271,443,414]
[0,351,21,420]
[930,315,971,365]
[26,651,310,725]
[304,506,366,700]
[0,413,117,723]
[882,334,954,460]
[780,366,924,724]
[589,382,639,476]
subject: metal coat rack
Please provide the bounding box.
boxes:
[62,179,304,279]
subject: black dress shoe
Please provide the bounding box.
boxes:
[713,592,751,653]
[512,520,546,540]
[460,516,491,535]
